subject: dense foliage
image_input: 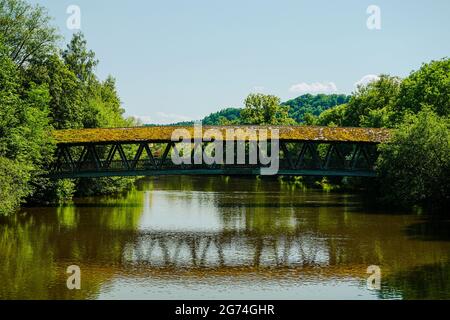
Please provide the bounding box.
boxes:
[313,59,450,211]
[0,157,30,216]
[377,110,450,210]
[397,59,450,117]
[312,75,402,128]
[283,94,350,123]
[0,34,54,213]
[202,108,241,125]
[0,0,136,214]
[240,94,296,125]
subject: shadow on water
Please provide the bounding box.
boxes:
[380,260,450,300]
[403,219,450,242]
[216,203,361,208]
[362,204,450,299]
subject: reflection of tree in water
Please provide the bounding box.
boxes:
[403,219,450,242]
[378,218,450,299]
[0,188,144,299]
[379,260,450,300]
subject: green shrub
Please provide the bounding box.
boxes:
[0,157,31,215]
[377,110,450,211]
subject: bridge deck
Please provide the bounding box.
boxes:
[52,125,390,145]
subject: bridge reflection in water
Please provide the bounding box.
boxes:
[124,230,330,269]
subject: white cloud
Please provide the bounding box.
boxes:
[128,113,196,125]
[354,74,380,88]
[155,112,194,124]
[289,82,338,94]
[251,86,266,93]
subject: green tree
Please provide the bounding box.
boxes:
[202,107,241,125]
[396,58,450,117]
[0,0,59,67]
[302,113,318,125]
[0,38,55,214]
[62,32,98,84]
[83,76,130,128]
[0,40,53,167]
[317,104,348,127]
[377,109,450,210]
[346,75,401,127]
[241,93,296,125]
[315,75,401,128]
[283,93,350,123]
[25,54,84,129]
[0,157,30,215]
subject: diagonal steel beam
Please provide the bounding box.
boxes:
[76,146,88,171]
[144,143,157,167]
[280,141,295,169]
[116,143,130,170]
[131,143,145,170]
[103,144,117,169]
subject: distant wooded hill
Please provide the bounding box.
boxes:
[145,94,350,126]
[283,94,350,123]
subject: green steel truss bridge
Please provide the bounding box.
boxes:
[49,126,390,179]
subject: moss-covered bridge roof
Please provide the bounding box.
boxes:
[52,126,391,144]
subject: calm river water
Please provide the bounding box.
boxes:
[1,176,449,300]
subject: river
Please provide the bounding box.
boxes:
[1,176,449,299]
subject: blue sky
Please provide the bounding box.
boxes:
[34,0,450,124]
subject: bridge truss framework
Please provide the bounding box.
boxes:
[50,139,380,178]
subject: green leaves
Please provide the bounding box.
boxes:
[0,41,53,165]
[0,0,60,67]
[283,93,351,123]
[377,110,450,210]
[241,93,296,125]
[397,58,450,117]
[62,32,99,84]
[343,75,401,128]
[0,157,31,216]
[203,108,241,125]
